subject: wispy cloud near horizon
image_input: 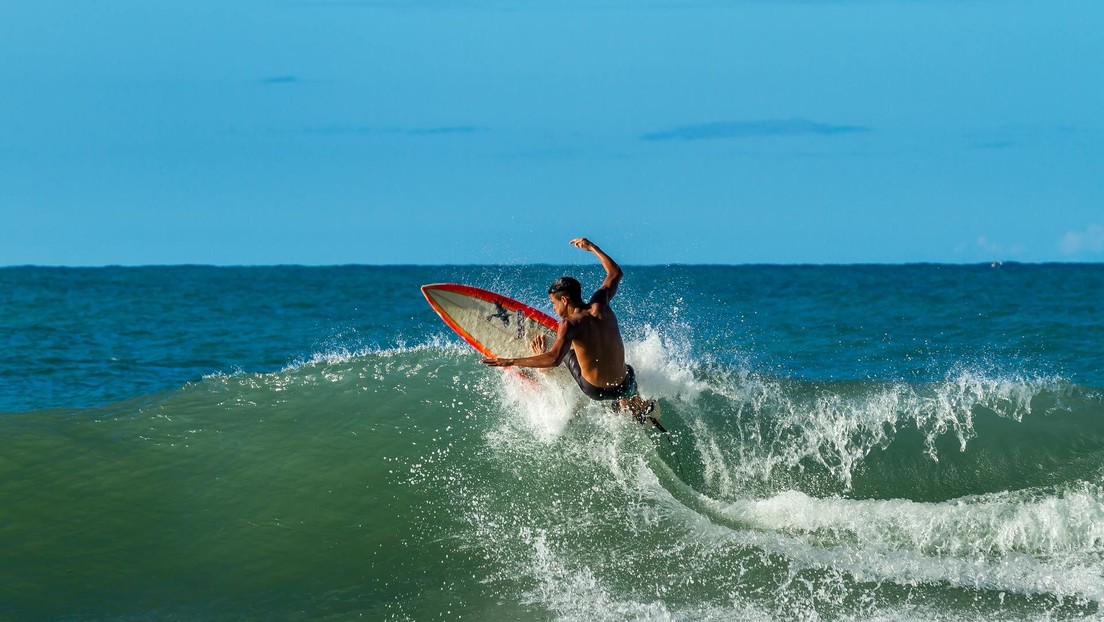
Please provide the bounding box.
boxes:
[1059,224,1104,256]
[642,119,871,142]
[976,235,1025,258]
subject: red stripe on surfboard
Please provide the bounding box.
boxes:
[420,283,559,359]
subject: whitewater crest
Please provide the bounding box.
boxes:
[673,364,1077,496]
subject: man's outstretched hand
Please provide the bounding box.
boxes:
[482,334,545,368]
[570,238,596,252]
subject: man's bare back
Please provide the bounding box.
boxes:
[560,289,627,388]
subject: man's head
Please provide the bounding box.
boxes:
[548,276,584,317]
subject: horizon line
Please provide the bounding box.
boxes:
[3,260,1102,269]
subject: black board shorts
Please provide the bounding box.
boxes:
[564,349,637,401]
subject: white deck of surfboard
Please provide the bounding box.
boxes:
[424,287,552,357]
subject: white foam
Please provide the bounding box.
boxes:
[485,369,583,444]
[697,484,1104,601]
[520,528,681,622]
[279,334,469,373]
[625,325,707,402]
[448,331,1102,621]
[505,436,1104,621]
[717,485,1104,560]
[681,366,1070,492]
[458,377,1104,621]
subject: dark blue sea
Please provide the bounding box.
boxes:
[2,264,1103,621]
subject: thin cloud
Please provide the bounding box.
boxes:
[402,125,484,136]
[964,130,1013,150]
[642,119,870,142]
[1059,224,1104,256]
[976,235,1025,258]
[493,147,632,161]
[297,124,486,136]
[970,140,1015,150]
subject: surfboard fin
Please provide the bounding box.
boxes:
[638,402,668,434]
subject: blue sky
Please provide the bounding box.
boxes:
[1,0,1101,265]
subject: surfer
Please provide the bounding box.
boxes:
[481,238,655,420]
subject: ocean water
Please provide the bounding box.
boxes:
[2,264,1103,621]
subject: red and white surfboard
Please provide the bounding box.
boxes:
[421,283,559,360]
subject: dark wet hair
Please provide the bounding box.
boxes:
[548,276,585,307]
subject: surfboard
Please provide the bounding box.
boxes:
[421,282,664,429]
[420,283,559,361]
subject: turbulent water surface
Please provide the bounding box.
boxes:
[1,264,1102,621]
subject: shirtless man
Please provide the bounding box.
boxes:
[481,237,653,419]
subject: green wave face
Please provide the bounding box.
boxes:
[4,344,1103,621]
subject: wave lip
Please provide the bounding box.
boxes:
[666,481,1104,606]
[677,365,1101,501]
[720,485,1104,561]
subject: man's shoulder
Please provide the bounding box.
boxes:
[567,306,610,330]
[590,285,613,305]
[565,309,599,326]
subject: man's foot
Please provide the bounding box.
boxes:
[617,395,657,424]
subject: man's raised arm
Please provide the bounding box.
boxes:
[569,237,622,300]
